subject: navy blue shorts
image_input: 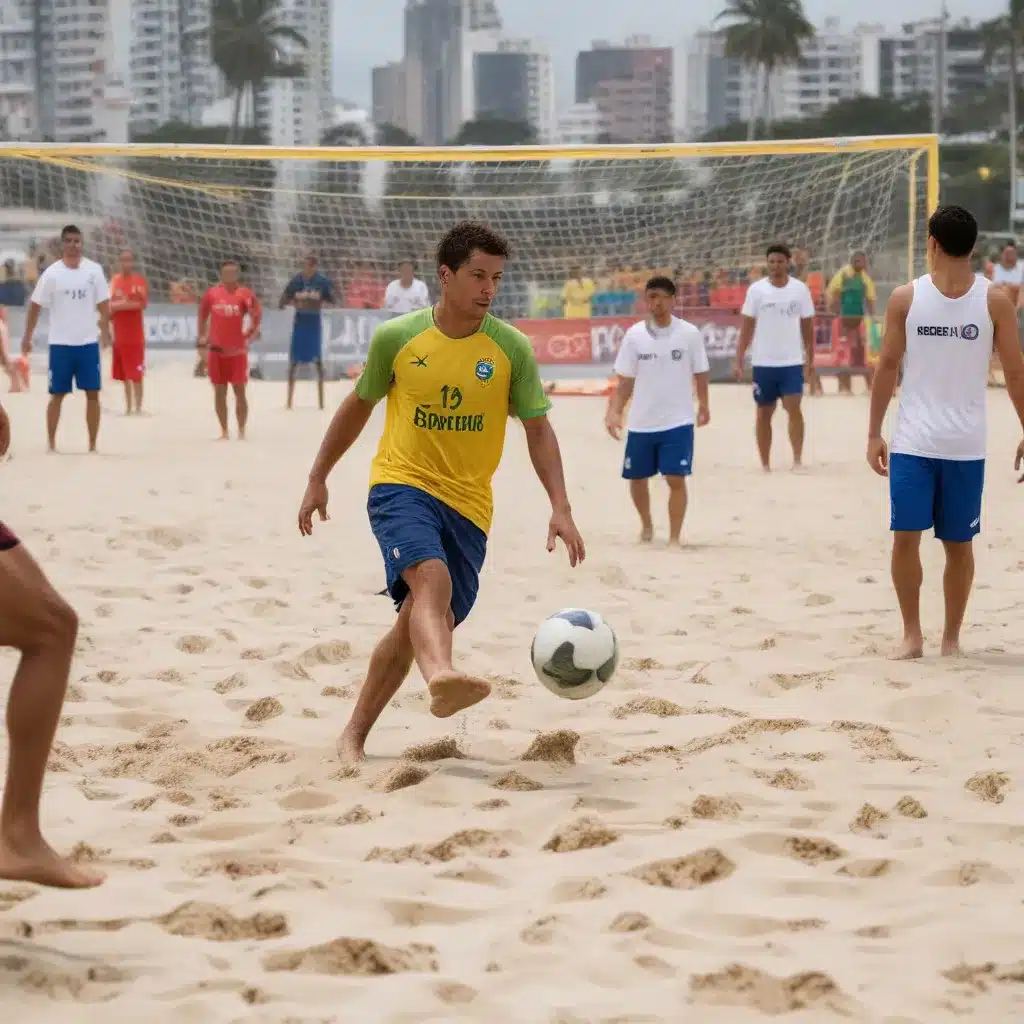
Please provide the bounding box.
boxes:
[290,317,322,364]
[889,453,985,543]
[49,343,101,395]
[367,484,487,627]
[752,364,803,406]
[622,424,694,479]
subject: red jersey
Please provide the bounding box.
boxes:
[110,272,148,348]
[201,284,259,355]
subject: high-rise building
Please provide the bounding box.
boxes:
[684,18,989,139]
[0,0,36,140]
[372,62,408,131]
[575,36,673,143]
[402,0,502,145]
[473,39,555,143]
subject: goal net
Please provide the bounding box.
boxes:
[0,138,935,317]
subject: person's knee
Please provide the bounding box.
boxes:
[665,475,686,492]
[403,558,452,608]
[85,391,100,404]
[24,587,78,652]
[942,540,974,562]
[892,531,922,555]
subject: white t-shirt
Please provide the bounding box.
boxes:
[613,316,710,432]
[384,278,430,314]
[30,258,110,347]
[741,276,816,367]
[992,262,1023,287]
[892,274,992,461]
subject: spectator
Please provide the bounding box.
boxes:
[345,263,384,309]
[827,250,876,394]
[560,264,596,319]
[0,261,26,307]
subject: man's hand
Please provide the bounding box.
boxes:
[547,506,585,567]
[20,337,31,357]
[697,404,710,427]
[298,477,330,536]
[1016,438,1024,483]
[0,404,10,457]
[867,436,889,477]
[100,326,111,350]
[733,359,744,381]
[604,408,623,441]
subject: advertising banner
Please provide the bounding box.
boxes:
[5,303,868,383]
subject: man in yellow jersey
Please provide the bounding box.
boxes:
[297,221,586,762]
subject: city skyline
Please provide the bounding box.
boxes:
[336,0,1008,108]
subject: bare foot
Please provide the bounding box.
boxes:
[217,433,229,441]
[237,431,246,441]
[0,835,104,889]
[428,671,491,719]
[891,635,924,660]
[337,727,366,763]
[940,638,963,658]
[667,538,683,549]
[639,523,653,543]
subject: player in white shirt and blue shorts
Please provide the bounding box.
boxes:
[605,276,711,546]
[868,205,1024,659]
[735,244,816,471]
[20,225,111,453]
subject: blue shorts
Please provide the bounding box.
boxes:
[367,484,487,627]
[622,424,694,479]
[752,364,803,406]
[889,453,985,542]
[49,343,101,395]
[290,317,322,364]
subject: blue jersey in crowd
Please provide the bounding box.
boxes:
[285,272,334,363]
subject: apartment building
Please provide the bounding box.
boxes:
[472,38,555,143]
[0,1,35,140]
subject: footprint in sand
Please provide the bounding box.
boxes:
[381,900,486,927]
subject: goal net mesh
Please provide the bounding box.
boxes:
[0,144,930,312]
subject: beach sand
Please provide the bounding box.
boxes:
[1,363,1023,1022]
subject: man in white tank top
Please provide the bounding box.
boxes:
[867,205,1024,658]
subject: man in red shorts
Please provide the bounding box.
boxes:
[109,249,149,414]
[197,260,261,440]
[0,399,103,888]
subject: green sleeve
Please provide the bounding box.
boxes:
[491,320,552,420]
[354,318,413,402]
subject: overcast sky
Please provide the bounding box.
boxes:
[333,0,1007,109]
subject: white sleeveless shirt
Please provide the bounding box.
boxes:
[891,274,992,461]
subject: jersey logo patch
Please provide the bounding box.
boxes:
[411,355,428,367]
[475,358,495,383]
[671,349,682,360]
[962,324,980,340]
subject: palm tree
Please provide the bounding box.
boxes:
[210,0,308,142]
[715,0,815,140]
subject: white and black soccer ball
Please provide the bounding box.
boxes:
[531,608,619,700]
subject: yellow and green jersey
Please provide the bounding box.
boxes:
[827,265,876,317]
[354,308,551,534]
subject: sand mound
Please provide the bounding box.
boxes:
[264,938,438,975]
[245,697,284,722]
[965,771,1010,804]
[492,770,543,792]
[401,737,465,762]
[629,849,735,889]
[690,963,853,1015]
[543,817,619,853]
[520,730,579,765]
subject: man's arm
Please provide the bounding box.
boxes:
[865,274,877,316]
[867,285,911,441]
[245,292,262,340]
[827,270,843,314]
[97,299,111,347]
[691,329,711,421]
[521,414,572,513]
[307,326,398,484]
[21,302,41,355]
[990,286,1024,434]
[197,290,210,349]
[279,276,298,310]
[735,316,755,371]
[800,317,815,367]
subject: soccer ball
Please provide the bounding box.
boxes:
[531,608,619,700]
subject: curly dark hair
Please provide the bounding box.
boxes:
[436,220,510,273]
[928,205,978,259]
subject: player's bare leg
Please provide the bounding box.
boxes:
[45,395,65,453]
[121,382,132,415]
[132,380,143,415]
[0,542,103,889]
[404,559,489,719]
[232,382,248,440]
[338,599,420,762]
[629,479,654,542]
[286,363,297,410]
[666,476,687,546]
[890,531,925,659]
[782,393,804,467]
[940,540,974,657]
[213,385,229,439]
[84,392,100,453]
[316,360,325,411]
[755,403,774,471]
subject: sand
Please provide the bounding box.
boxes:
[2,363,1024,1022]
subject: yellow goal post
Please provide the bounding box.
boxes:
[0,134,939,312]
